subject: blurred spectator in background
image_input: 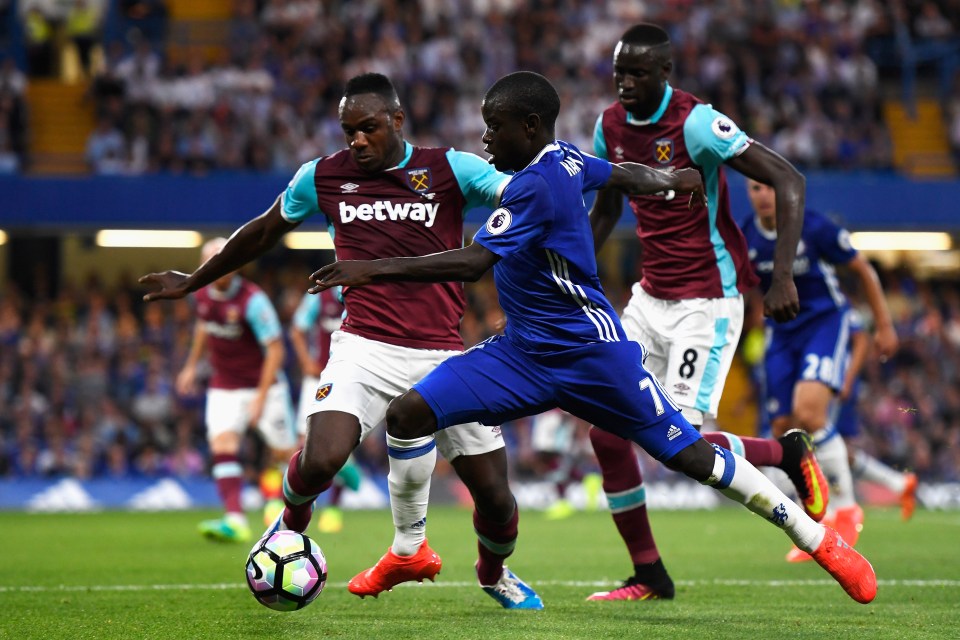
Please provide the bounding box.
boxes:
[63,0,902,173]
[893,0,960,115]
[1,0,957,494]
[21,3,55,77]
[65,0,105,79]
[119,0,168,46]
[0,257,956,489]
[85,114,126,174]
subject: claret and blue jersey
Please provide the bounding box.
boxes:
[593,84,758,301]
[278,141,510,351]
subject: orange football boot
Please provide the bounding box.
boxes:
[810,527,877,604]
[348,539,442,598]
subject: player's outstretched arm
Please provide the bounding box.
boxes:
[846,255,899,360]
[309,242,500,292]
[727,142,805,322]
[139,197,300,301]
[840,327,870,401]
[607,163,706,205]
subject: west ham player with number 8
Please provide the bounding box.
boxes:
[141,73,542,609]
[586,23,830,602]
[311,71,878,606]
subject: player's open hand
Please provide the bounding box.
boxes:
[139,271,192,302]
[764,276,800,322]
[308,261,376,293]
[874,324,898,361]
[672,168,707,208]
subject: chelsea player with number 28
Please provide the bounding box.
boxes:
[740,178,898,562]
[312,71,878,606]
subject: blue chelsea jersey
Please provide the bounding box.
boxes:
[473,140,625,353]
[740,209,857,332]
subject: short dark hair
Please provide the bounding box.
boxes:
[484,71,561,131]
[343,73,401,110]
[620,23,671,48]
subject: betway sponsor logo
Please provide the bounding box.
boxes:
[202,321,243,339]
[339,200,439,227]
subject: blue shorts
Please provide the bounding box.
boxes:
[764,311,850,421]
[413,334,701,463]
[832,385,860,438]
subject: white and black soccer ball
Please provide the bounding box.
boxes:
[245,530,327,611]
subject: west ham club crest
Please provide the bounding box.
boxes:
[654,138,673,164]
[406,167,432,193]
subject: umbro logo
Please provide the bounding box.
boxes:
[340,182,359,193]
[666,424,682,441]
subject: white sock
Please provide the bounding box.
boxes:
[703,445,825,553]
[762,466,798,501]
[813,428,857,509]
[852,449,908,493]
[387,433,437,556]
[225,512,248,527]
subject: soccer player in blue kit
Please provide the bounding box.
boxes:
[740,178,899,562]
[311,71,878,605]
[837,310,919,522]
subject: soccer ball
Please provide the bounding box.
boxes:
[245,530,327,611]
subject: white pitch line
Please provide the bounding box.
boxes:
[0,578,958,593]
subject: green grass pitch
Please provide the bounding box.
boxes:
[1,506,958,639]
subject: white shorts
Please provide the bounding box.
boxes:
[620,284,743,422]
[305,331,505,461]
[206,382,297,450]
[530,409,575,454]
[296,374,321,435]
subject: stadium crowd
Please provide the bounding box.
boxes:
[11,0,960,174]
[2,2,959,494]
[82,0,900,174]
[1,259,958,486]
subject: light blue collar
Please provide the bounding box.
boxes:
[391,141,414,169]
[626,84,673,126]
[209,275,241,301]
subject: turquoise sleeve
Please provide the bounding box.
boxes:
[246,291,283,344]
[683,104,750,168]
[292,293,320,331]
[446,149,511,211]
[592,114,608,160]
[280,159,322,222]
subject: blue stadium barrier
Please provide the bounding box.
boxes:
[2,476,957,512]
[1,171,959,232]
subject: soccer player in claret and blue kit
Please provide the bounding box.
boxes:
[141,73,544,609]
[586,22,830,602]
[311,70,879,606]
[176,237,298,543]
